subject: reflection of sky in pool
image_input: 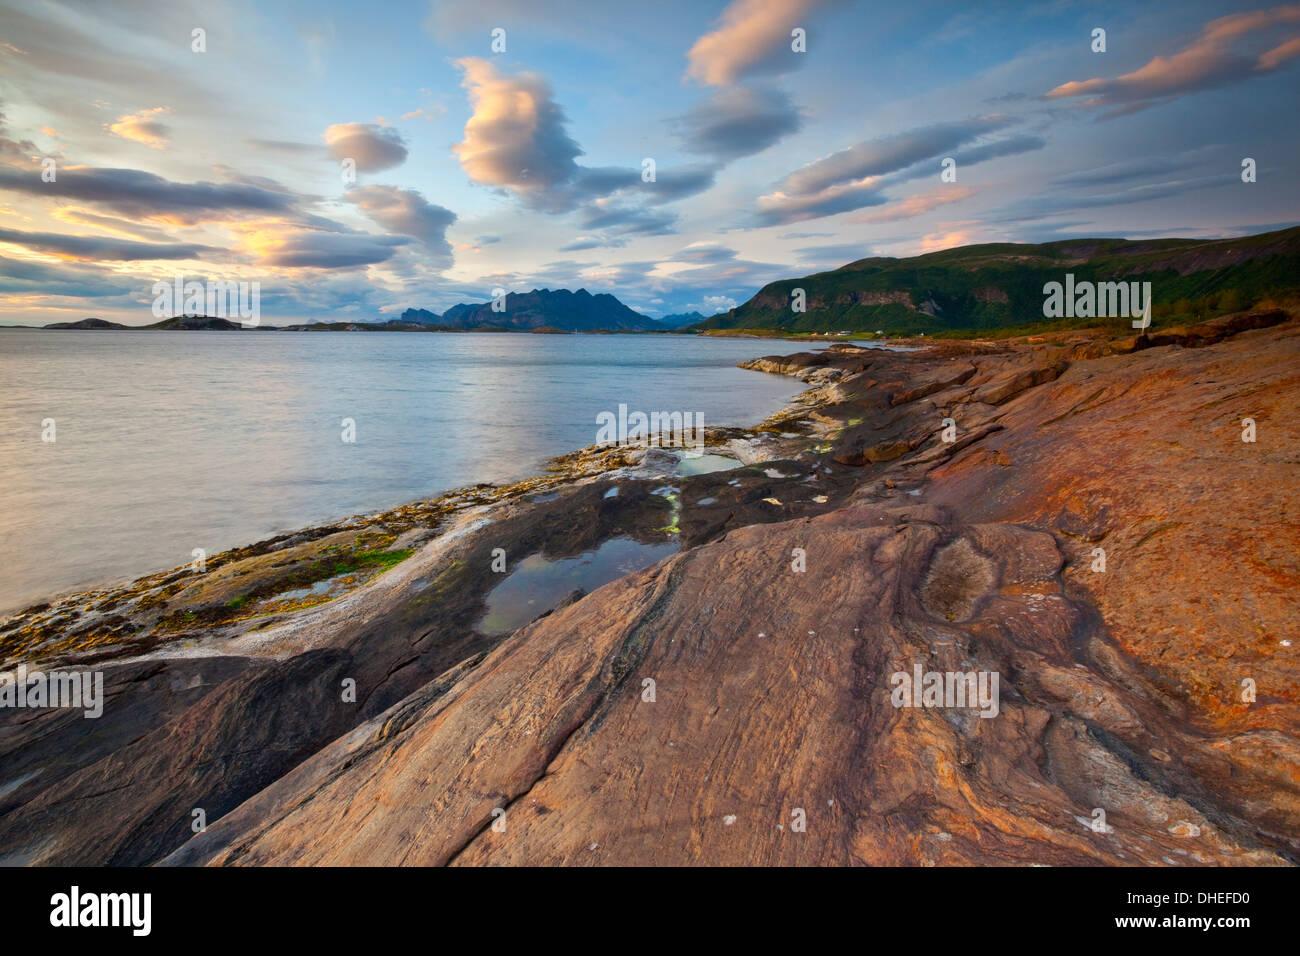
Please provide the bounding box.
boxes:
[676,454,742,477]
[476,536,679,635]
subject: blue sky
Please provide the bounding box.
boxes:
[0,0,1297,325]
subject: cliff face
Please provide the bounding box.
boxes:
[2,312,1296,866]
[695,225,1300,335]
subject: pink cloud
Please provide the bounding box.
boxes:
[1046,5,1300,106]
[686,0,829,86]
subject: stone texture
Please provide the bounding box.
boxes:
[167,503,1286,866]
[5,315,1297,867]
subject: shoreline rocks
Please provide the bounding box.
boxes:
[2,310,1297,866]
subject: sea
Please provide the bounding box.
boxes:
[0,329,819,613]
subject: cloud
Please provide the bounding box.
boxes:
[775,117,1011,197]
[240,226,412,268]
[686,0,830,86]
[918,229,976,253]
[794,242,874,264]
[1045,6,1300,108]
[453,57,586,208]
[0,108,38,159]
[108,107,170,150]
[756,179,888,225]
[642,164,719,202]
[1259,33,1300,68]
[401,105,447,121]
[1048,156,1199,188]
[247,138,326,156]
[700,294,739,313]
[0,165,302,223]
[756,117,1035,225]
[0,226,216,261]
[579,200,678,235]
[0,255,137,298]
[559,236,618,251]
[571,166,638,196]
[299,18,336,75]
[673,242,738,264]
[344,185,457,266]
[0,4,211,106]
[451,58,717,227]
[990,173,1230,224]
[324,122,409,172]
[459,241,791,321]
[675,85,802,160]
[984,91,1029,104]
[851,185,978,223]
[50,208,176,242]
[948,133,1045,167]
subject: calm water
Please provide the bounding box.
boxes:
[0,330,811,613]
[477,536,681,635]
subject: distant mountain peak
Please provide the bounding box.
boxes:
[403,287,660,332]
[655,311,706,329]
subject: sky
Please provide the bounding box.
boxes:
[0,0,1297,325]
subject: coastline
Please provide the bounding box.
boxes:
[0,358,838,667]
[0,329,811,618]
[2,309,1297,866]
[0,310,1289,668]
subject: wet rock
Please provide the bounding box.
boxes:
[6,312,1298,867]
[163,504,1286,866]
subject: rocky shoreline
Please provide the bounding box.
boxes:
[1,309,1296,866]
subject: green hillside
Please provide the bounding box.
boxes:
[694,225,1300,336]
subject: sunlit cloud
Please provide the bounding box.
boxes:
[50,208,177,242]
[452,57,586,205]
[0,164,305,224]
[229,220,411,269]
[1046,6,1300,109]
[108,107,171,150]
[918,228,976,253]
[0,225,216,261]
[686,0,830,86]
[852,186,978,223]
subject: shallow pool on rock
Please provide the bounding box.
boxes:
[475,536,679,635]
[676,453,743,476]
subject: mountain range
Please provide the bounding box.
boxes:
[695,224,1300,335]
[402,288,661,331]
[31,226,1300,335]
[653,311,706,329]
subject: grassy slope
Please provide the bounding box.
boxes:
[694,225,1300,336]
